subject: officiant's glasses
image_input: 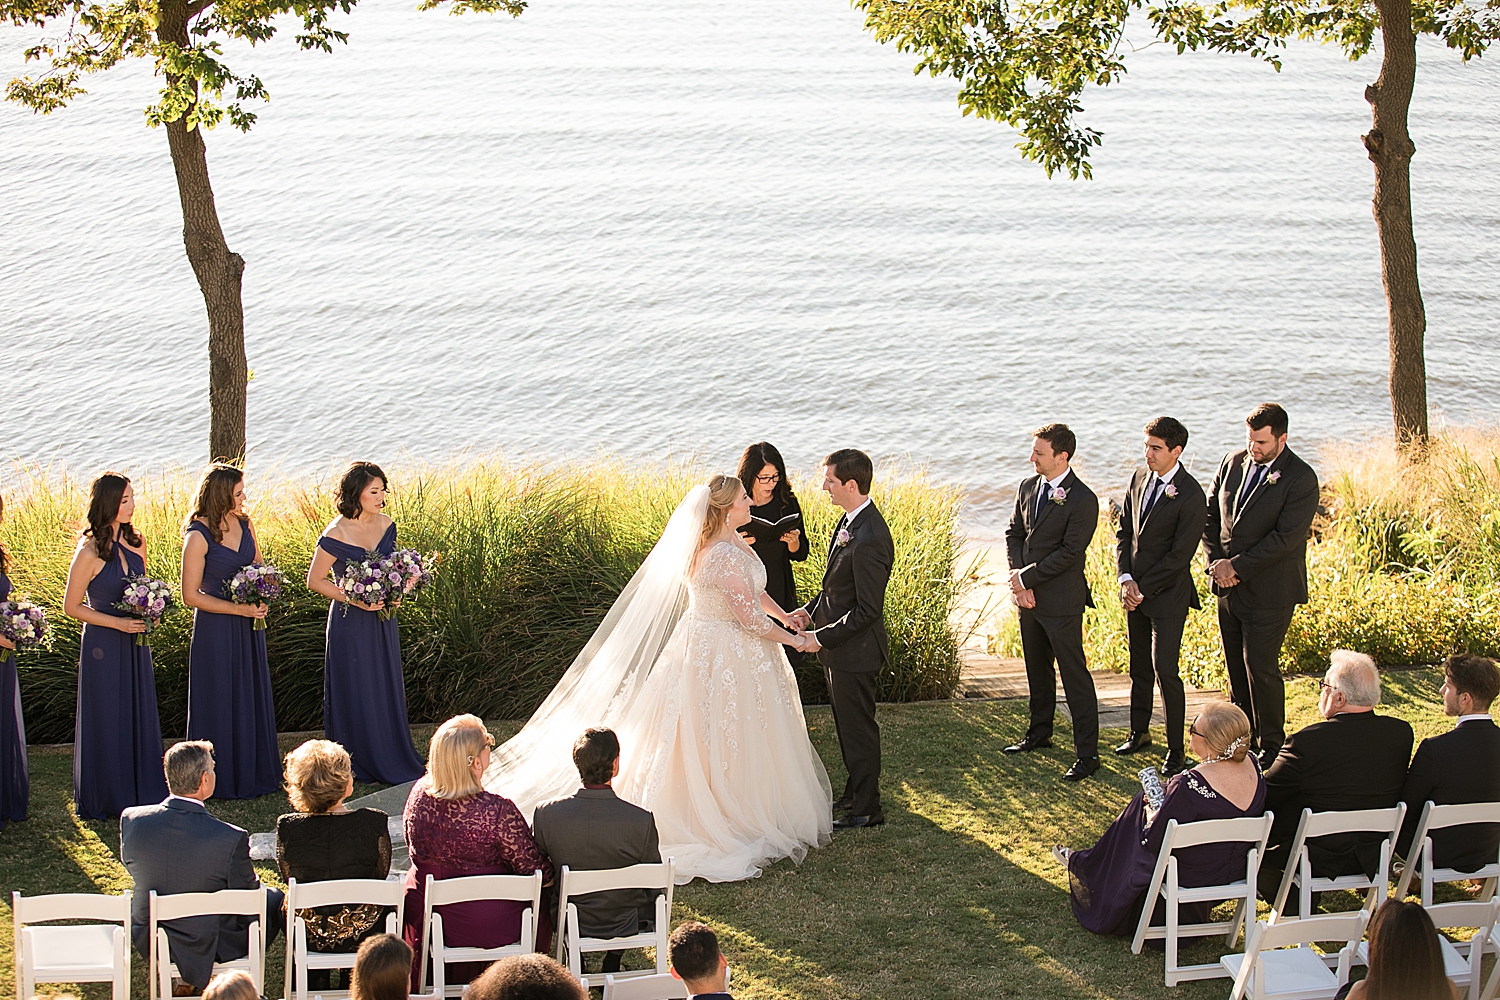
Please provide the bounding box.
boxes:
[755,473,780,484]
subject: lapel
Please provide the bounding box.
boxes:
[1031,470,1071,534]
[1139,466,1178,532]
[1232,448,1288,526]
[1131,469,1150,535]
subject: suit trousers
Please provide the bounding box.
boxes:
[1126,611,1187,750]
[825,666,881,817]
[1018,609,1098,758]
[1217,596,1296,756]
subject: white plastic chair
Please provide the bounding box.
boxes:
[602,972,689,999]
[1270,804,1406,920]
[1353,897,1500,1000]
[13,890,132,1000]
[1221,910,1369,1000]
[420,870,544,997]
[1130,813,1275,985]
[148,887,268,1000]
[284,877,406,1000]
[556,860,675,989]
[1395,801,1500,906]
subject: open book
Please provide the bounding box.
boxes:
[738,512,803,544]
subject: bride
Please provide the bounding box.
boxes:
[482,474,833,882]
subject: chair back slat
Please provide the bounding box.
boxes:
[602,972,689,1000]
[1301,805,1405,838]
[152,888,266,921]
[14,891,131,925]
[1423,896,1500,931]
[427,872,543,908]
[1427,802,1500,829]
[1252,911,1368,953]
[287,877,405,911]
[560,862,674,896]
[1165,814,1273,851]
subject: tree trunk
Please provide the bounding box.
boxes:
[1363,0,1428,451]
[158,0,248,463]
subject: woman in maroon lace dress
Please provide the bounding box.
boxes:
[402,715,553,990]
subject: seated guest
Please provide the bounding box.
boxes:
[1398,654,1500,872]
[532,727,661,975]
[1261,651,1413,911]
[402,715,554,991]
[276,739,392,990]
[201,970,258,1000]
[467,954,587,1000]
[121,740,283,996]
[669,921,733,1000]
[1334,900,1460,1000]
[1059,702,1265,936]
[350,933,414,1000]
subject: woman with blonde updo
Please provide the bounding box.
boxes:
[1059,701,1266,936]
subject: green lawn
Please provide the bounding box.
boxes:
[1,668,1481,999]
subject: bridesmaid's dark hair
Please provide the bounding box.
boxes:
[337,462,388,520]
[84,472,140,561]
[1363,900,1450,1000]
[0,494,10,575]
[737,442,795,507]
[187,464,246,544]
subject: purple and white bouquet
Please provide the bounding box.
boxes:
[113,574,175,646]
[385,548,439,615]
[225,563,287,630]
[0,597,48,663]
[337,548,440,620]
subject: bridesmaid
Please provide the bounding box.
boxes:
[63,473,169,819]
[306,462,425,785]
[181,464,280,798]
[0,494,30,828]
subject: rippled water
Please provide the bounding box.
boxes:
[3,0,1498,536]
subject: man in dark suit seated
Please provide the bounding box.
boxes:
[668,921,732,1000]
[532,727,661,976]
[120,741,283,996]
[1398,654,1500,873]
[1259,651,1413,914]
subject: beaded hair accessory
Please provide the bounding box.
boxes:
[1206,734,1251,763]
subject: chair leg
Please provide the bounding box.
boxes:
[1164,869,1180,987]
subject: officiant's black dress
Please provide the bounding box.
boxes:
[747,495,808,612]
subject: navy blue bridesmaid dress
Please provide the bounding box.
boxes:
[184,520,280,798]
[320,522,425,784]
[0,568,29,828]
[74,533,169,819]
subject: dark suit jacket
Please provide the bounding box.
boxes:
[801,502,894,673]
[1203,446,1319,609]
[120,796,262,989]
[1005,469,1098,617]
[1264,711,1414,876]
[1398,718,1500,872]
[532,787,661,938]
[1116,466,1207,619]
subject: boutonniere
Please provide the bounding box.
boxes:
[1163,484,1179,499]
[1049,488,1068,506]
[1267,471,1282,484]
[835,527,852,547]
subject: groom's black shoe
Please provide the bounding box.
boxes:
[1113,731,1153,755]
[1003,735,1053,754]
[833,813,885,831]
[833,795,855,815]
[1063,757,1101,781]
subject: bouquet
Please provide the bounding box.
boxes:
[225,563,287,630]
[113,574,175,646]
[337,549,440,621]
[385,548,440,615]
[0,597,48,663]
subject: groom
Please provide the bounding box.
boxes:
[792,449,894,831]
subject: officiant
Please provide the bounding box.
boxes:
[737,442,809,613]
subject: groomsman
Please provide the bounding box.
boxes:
[1203,403,1319,765]
[1004,424,1101,781]
[1115,416,1207,777]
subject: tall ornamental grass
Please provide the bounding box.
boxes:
[1,459,967,743]
[992,431,1500,687]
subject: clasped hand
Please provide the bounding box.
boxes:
[1208,559,1240,588]
[1120,580,1143,611]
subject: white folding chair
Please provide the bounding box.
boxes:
[284,877,406,1000]
[602,972,689,999]
[420,870,544,997]
[1352,896,1500,1000]
[1222,910,1368,1000]
[556,860,675,989]
[1270,805,1406,921]
[13,890,132,1000]
[1130,813,1275,985]
[1395,801,1500,906]
[148,887,268,1000]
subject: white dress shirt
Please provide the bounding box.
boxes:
[842,496,873,529]
[1457,713,1494,727]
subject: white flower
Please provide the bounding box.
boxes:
[1050,487,1068,506]
[1163,484,1179,499]
[1267,470,1282,484]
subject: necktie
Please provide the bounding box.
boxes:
[1140,476,1163,520]
[1236,463,1265,514]
[1035,479,1051,520]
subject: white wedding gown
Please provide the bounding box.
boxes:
[482,486,833,883]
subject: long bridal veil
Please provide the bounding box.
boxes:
[481,484,709,817]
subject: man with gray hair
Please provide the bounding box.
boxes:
[121,740,283,995]
[1258,650,1413,913]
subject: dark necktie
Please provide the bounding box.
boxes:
[1236,463,1265,514]
[1140,476,1163,520]
[1035,479,1051,520]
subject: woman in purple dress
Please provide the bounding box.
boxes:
[0,494,30,828]
[63,473,169,819]
[181,464,280,799]
[401,715,552,991]
[1058,701,1265,936]
[306,462,425,784]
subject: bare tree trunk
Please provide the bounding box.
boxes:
[158,0,248,463]
[1363,0,1428,451]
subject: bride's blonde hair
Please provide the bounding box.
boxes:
[698,474,743,552]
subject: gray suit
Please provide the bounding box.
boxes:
[120,796,283,989]
[532,787,660,938]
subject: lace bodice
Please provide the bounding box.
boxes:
[689,542,772,636]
